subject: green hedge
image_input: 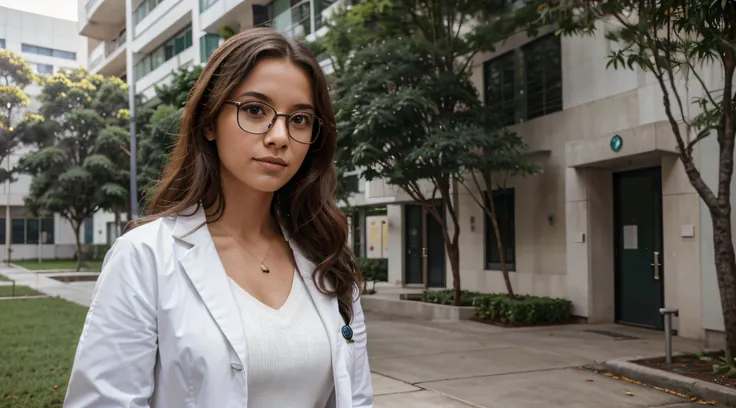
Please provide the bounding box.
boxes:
[474,294,573,325]
[421,289,483,306]
[357,258,388,293]
[420,289,573,325]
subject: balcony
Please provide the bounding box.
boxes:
[88,33,127,76]
[133,0,192,55]
[199,0,270,35]
[78,0,126,40]
[136,45,196,104]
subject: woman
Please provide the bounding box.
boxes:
[63,28,373,408]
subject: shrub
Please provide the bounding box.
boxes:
[357,258,388,293]
[421,289,484,306]
[474,294,573,325]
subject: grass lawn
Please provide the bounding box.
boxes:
[13,260,104,272]
[0,298,87,407]
[0,274,9,281]
[0,285,42,297]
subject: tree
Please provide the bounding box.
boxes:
[0,50,35,183]
[19,68,130,270]
[322,0,538,303]
[535,0,736,355]
[137,65,202,206]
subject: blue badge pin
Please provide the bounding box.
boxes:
[341,325,354,343]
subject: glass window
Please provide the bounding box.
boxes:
[135,25,194,80]
[0,39,5,49]
[523,34,562,120]
[42,218,54,244]
[11,219,25,245]
[36,63,53,75]
[84,217,94,244]
[0,219,5,245]
[200,33,221,62]
[484,51,516,126]
[21,44,75,60]
[484,188,516,271]
[26,219,39,244]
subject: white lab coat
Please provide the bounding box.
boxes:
[63,205,374,407]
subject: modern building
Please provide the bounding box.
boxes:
[77,1,729,344]
[0,6,119,261]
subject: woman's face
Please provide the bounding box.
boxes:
[208,57,314,194]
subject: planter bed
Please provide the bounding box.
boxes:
[637,352,736,388]
[361,295,477,321]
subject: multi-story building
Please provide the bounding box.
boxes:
[77,0,729,344]
[0,6,120,261]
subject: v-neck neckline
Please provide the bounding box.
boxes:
[228,270,300,318]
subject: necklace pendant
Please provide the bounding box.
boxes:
[260,264,270,273]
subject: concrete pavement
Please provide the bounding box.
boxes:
[0,265,707,407]
[365,310,705,407]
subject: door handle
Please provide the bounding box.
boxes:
[651,251,660,280]
[422,247,427,258]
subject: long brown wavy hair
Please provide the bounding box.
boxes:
[139,27,362,321]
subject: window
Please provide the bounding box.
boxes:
[134,25,193,79]
[84,216,94,244]
[36,63,53,75]
[0,218,55,245]
[0,39,5,49]
[484,51,516,126]
[523,34,562,120]
[484,188,515,271]
[200,33,221,62]
[42,218,55,244]
[200,0,218,12]
[21,44,76,60]
[482,34,562,125]
[12,219,25,245]
[26,219,39,244]
[133,0,165,25]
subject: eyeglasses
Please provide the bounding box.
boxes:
[223,100,323,145]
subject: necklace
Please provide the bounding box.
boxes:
[222,227,272,273]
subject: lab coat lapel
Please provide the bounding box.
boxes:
[289,239,351,408]
[173,205,249,372]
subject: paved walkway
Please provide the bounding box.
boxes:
[366,311,704,407]
[1,265,706,407]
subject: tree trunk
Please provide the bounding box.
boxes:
[73,220,83,272]
[485,191,515,297]
[446,238,461,306]
[712,210,736,358]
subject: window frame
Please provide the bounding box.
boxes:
[483,188,516,272]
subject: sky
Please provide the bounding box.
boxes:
[0,0,78,21]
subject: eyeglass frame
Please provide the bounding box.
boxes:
[223,99,323,145]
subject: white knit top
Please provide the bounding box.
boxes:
[228,270,334,408]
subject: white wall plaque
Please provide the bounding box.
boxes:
[623,225,638,249]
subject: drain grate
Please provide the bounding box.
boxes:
[585,329,640,340]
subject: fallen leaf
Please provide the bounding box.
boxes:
[585,379,594,382]
[675,392,687,398]
[692,397,698,401]
[4,395,16,400]
[626,392,634,396]
[604,372,614,377]
[459,356,465,358]
[53,385,58,389]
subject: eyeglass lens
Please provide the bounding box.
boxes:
[237,101,320,144]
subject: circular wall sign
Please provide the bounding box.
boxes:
[610,134,623,152]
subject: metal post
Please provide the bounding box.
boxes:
[660,307,679,364]
[125,0,138,220]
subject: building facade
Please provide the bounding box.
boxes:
[77,0,729,344]
[0,6,119,261]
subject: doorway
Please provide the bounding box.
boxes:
[404,203,446,288]
[613,167,664,329]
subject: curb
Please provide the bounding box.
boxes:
[603,356,736,407]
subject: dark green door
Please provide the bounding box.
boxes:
[426,206,446,287]
[404,204,446,287]
[614,167,664,329]
[404,205,423,284]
